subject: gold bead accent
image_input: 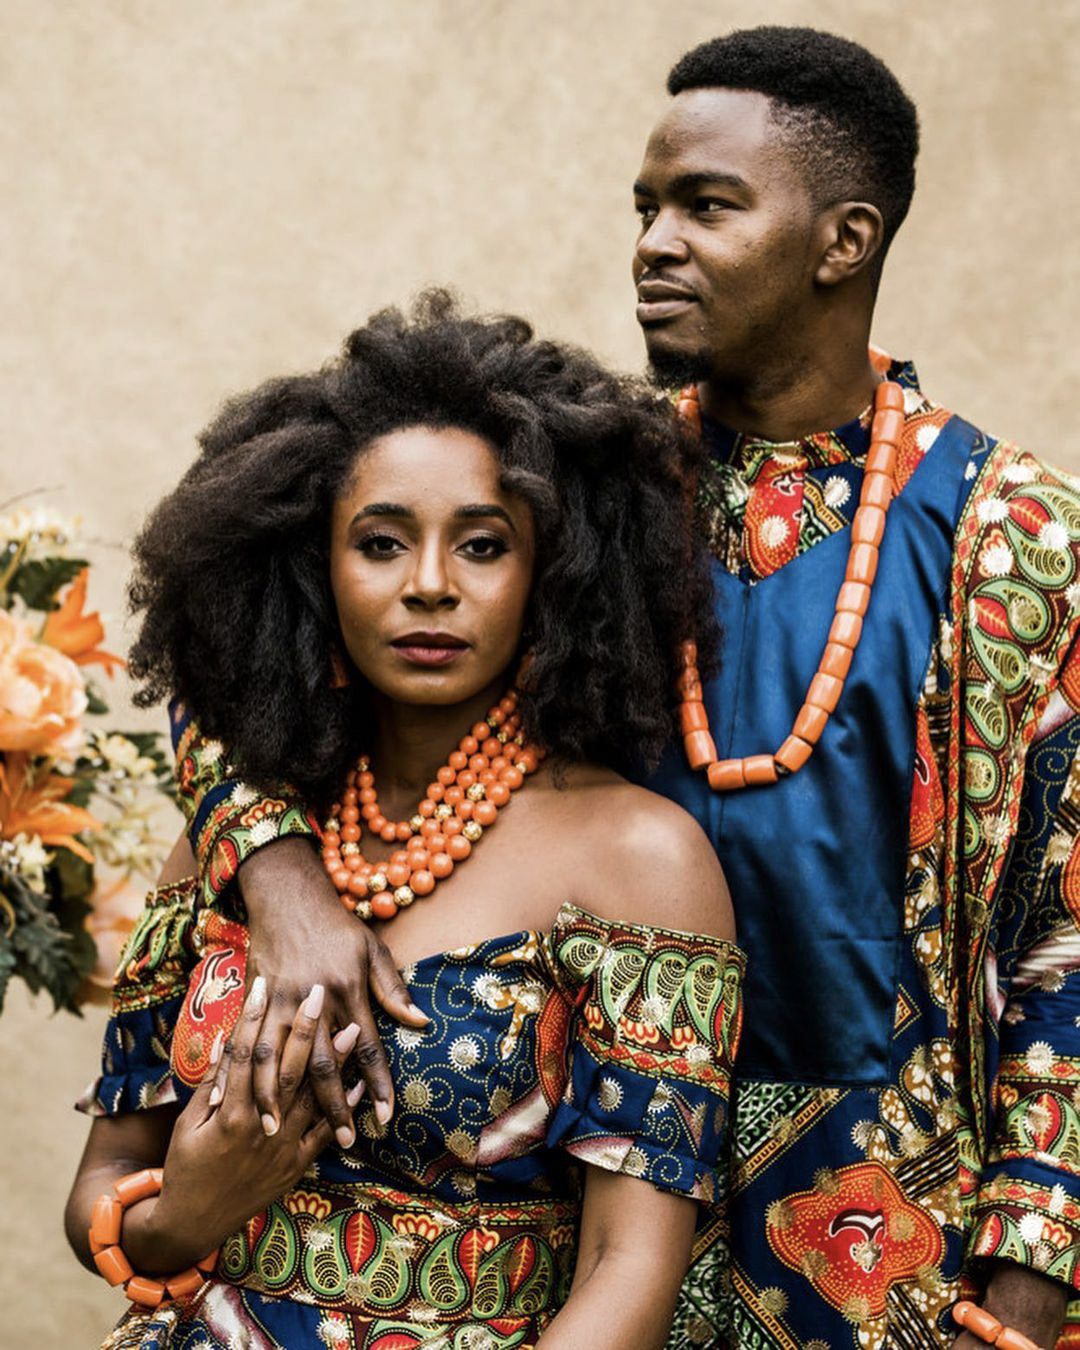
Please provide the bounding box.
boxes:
[515,760,528,773]
[326,818,340,833]
[514,732,525,745]
[487,715,499,728]
[341,842,360,856]
[435,803,453,820]
[357,757,370,772]
[394,886,415,907]
[466,783,485,801]
[409,814,424,832]
[496,730,509,744]
[369,872,388,892]
[355,900,373,921]
[463,821,483,842]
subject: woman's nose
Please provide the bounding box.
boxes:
[403,543,459,610]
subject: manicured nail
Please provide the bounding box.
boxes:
[302,984,325,1019]
[209,1084,223,1108]
[209,1030,224,1067]
[375,1099,393,1126]
[335,1124,356,1148]
[346,1082,365,1107]
[261,1113,279,1137]
[247,975,267,1013]
[333,1023,360,1055]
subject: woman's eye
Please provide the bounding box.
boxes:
[460,535,508,560]
[357,532,406,558]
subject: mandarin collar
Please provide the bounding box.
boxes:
[701,358,921,474]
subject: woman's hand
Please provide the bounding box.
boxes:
[237,837,428,1142]
[122,976,360,1274]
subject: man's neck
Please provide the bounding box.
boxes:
[698,334,882,443]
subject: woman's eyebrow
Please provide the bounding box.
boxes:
[352,502,412,523]
[455,503,516,532]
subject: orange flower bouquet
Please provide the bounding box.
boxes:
[0,507,174,1013]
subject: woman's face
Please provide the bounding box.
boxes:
[329,425,535,708]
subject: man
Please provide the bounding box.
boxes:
[169,28,1080,1348]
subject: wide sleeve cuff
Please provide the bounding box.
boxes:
[968,1162,1080,1292]
[76,878,197,1117]
[171,699,320,907]
[545,903,745,1203]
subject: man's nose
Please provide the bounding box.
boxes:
[635,211,690,270]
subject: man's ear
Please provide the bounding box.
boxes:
[814,202,886,286]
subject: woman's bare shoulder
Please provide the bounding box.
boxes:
[542,764,734,943]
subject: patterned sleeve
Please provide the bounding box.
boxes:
[968,641,1080,1291]
[171,699,321,908]
[545,902,745,1202]
[76,878,198,1117]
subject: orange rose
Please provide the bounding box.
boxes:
[41,568,125,675]
[0,610,87,756]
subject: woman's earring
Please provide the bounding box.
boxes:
[330,648,350,689]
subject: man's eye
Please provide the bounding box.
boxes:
[635,202,658,223]
[460,535,508,560]
[358,533,405,558]
[696,198,732,214]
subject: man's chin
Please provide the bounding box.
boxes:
[645,345,712,391]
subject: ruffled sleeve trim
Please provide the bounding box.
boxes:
[545,903,745,1202]
[76,878,198,1117]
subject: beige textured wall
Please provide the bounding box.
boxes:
[2,1,1077,1341]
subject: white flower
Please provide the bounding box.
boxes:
[982,813,1011,847]
[1028,655,1056,688]
[597,1077,623,1112]
[976,497,1010,524]
[685,1043,712,1064]
[200,739,224,764]
[903,388,922,414]
[980,542,1014,577]
[395,1026,424,1050]
[1,505,80,556]
[3,832,51,891]
[965,460,978,480]
[1003,461,1037,484]
[1039,520,1071,551]
[1050,1184,1068,1216]
[1019,1212,1046,1245]
[229,782,258,808]
[1025,1041,1055,1074]
[471,973,503,1008]
[249,818,281,847]
[823,475,851,509]
[316,1316,350,1345]
[640,995,668,1025]
[759,515,791,550]
[449,1036,481,1070]
[1067,581,1080,610]
[915,424,940,452]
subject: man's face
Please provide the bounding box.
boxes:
[632,88,823,388]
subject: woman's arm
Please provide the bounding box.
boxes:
[66,978,355,1278]
[537,1170,698,1350]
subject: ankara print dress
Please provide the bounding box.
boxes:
[79,879,744,1350]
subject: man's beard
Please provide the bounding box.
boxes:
[646,345,713,391]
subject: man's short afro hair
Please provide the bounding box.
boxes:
[668,26,919,251]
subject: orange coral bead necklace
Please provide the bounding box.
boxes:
[320,689,544,920]
[675,377,905,791]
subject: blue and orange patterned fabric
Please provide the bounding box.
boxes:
[163,356,1080,1348]
[82,881,744,1349]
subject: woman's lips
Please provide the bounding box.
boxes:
[391,635,469,667]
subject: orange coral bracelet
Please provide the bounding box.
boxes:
[952,1300,1043,1350]
[89,1168,218,1308]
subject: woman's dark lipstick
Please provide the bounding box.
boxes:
[391,632,470,667]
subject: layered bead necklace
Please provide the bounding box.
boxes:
[675,378,905,791]
[321,690,544,920]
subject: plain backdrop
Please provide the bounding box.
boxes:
[1,1,1077,1341]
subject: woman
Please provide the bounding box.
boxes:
[66,294,743,1349]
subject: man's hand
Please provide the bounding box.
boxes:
[237,836,429,1142]
[953,1262,1068,1348]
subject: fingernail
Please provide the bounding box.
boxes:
[335,1124,356,1148]
[261,1113,279,1137]
[346,1082,365,1107]
[248,975,267,1012]
[375,1099,393,1126]
[408,1002,431,1024]
[209,1084,223,1107]
[302,983,324,1019]
[209,1030,224,1066]
[333,1023,360,1054]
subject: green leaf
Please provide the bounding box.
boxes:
[10,557,88,611]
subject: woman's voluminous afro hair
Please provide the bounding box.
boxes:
[129,291,718,801]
